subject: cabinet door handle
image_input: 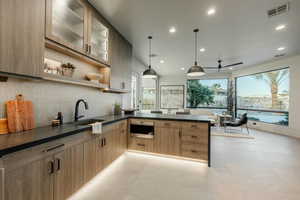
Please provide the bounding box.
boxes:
[137,143,145,147]
[85,44,89,53]
[54,158,61,172]
[45,144,64,152]
[191,150,198,153]
[191,125,197,128]
[191,135,198,139]
[89,45,92,54]
[47,160,54,174]
[164,123,170,126]
[179,130,182,138]
[104,138,106,146]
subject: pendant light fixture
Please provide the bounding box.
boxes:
[143,36,158,79]
[187,29,206,77]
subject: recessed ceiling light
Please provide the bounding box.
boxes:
[169,27,176,34]
[200,48,206,52]
[229,67,233,70]
[160,60,165,64]
[277,47,286,51]
[276,24,286,31]
[181,67,185,71]
[207,8,216,16]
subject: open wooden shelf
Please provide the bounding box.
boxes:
[101,88,130,94]
[43,73,108,89]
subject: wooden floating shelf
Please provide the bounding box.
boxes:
[43,74,108,89]
[101,88,130,94]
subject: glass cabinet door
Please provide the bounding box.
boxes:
[90,13,109,63]
[50,0,85,52]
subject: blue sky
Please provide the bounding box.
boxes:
[237,72,289,97]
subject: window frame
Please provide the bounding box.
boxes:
[234,67,290,125]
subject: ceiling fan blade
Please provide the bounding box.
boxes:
[202,67,219,69]
[223,62,243,68]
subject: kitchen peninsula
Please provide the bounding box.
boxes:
[0,113,211,200]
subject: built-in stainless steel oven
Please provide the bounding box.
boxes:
[130,120,154,139]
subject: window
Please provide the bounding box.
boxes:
[141,78,157,110]
[131,73,138,109]
[236,68,289,125]
[160,85,184,109]
[187,79,228,113]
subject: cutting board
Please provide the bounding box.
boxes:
[6,94,35,133]
[0,119,8,134]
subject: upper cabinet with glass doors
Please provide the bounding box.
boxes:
[46,0,110,65]
[88,11,109,63]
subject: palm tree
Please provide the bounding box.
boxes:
[187,80,215,107]
[255,69,288,109]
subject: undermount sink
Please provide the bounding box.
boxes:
[75,119,105,126]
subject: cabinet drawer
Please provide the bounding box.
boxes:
[182,122,209,130]
[155,120,181,128]
[181,134,208,144]
[128,137,153,152]
[182,127,209,137]
[181,150,208,160]
[181,143,208,153]
[130,119,154,126]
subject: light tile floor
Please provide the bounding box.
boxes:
[69,129,300,200]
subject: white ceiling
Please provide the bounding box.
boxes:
[89,0,300,76]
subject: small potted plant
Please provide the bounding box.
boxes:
[61,63,76,77]
[113,103,122,115]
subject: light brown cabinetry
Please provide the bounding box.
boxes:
[0,0,45,77]
[53,144,85,200]
[181,122,209,161]
[129,137,154,152]
[154,121,181,156]
[5,155,54,200]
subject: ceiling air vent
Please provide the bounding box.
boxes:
[268,2,290,17]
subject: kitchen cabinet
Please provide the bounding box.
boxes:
[109,31,132,90]
[5,155,54,200]
[128,137,154,152]
[46,0,110,65]
[83,137,98,182]
[181,122,209,161]
[53,144,85,200]
[46,0,88,54]
[87,10,110,64]
[0,0,45,77]
[4,140,85,200]
[154,122,181,156]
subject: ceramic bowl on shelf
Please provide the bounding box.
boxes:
[85,73,104,83]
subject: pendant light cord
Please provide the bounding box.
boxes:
[194,29,199,65]
[148,36,152,69]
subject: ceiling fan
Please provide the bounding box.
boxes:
[203,59,243,71]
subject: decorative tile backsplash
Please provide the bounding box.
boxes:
[0,78,123,127]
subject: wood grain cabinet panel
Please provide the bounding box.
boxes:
[83,138,98,182]
[5,156,54,200]
[0,0,45,77]
[53,144,84,200]
[154,127,180,156]
[128,137,154,152]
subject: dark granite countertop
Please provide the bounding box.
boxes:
[0,113,212,157]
